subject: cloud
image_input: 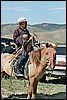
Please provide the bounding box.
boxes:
[23,1,35,2]
[48,7,66,11]
[48,7,66,13]
[1,6,31,11]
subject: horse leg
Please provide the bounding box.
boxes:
[1,71,5,79]
[31,81,38,99]
[27,77,35,99]
[1,71,5,99]
[27,81,31,99]
[1,95,3,99]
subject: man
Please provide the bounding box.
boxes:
[2,40,15,54]
[13,17,33,77]
[1,44,5,53]
[13,17,31,48]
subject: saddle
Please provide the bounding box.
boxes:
[12,41,40,78]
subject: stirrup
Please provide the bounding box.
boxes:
[15,73,24,77]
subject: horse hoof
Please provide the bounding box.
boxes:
[1,96,3,99]
[27,96,30,99]
[31,98,36,99]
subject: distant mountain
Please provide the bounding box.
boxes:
[29,23,66,32]
[1,23,66,44]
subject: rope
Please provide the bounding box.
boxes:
[35,55,45,67]
[35,53,54,77]
[9,35,34,63]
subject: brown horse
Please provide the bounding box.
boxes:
[1,43,57,99]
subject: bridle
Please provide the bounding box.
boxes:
[35,53,54,68]
[35,48,56,77]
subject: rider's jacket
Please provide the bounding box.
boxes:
[13,26,31,47]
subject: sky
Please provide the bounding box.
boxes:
[1,1,66,25]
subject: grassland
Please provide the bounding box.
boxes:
[1,77,66,99]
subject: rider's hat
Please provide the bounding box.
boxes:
[18,17,27,23]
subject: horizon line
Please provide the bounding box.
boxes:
[1,22,66,25]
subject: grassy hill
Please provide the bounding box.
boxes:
[1,23,66,44]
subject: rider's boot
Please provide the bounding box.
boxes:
[14,63,24,77]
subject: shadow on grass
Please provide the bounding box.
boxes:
[40,77,66,85]
[3,94,28,99]
[37,92,66,99]
[3,92,66,99]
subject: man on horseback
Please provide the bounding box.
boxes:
[2,40,15,54]
[13,17,33,77]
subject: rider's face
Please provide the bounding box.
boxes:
[19,21,27,28]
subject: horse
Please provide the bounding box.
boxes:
[1,43,57,99]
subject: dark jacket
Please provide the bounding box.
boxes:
[1,44,5,53]
[2,45,15,54]
[13,26,31,47]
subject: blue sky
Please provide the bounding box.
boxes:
[1,1,66,25]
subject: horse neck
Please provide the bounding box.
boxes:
[41,47,46,60]
[37,47,47,67]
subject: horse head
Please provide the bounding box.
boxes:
[45,43,57,71]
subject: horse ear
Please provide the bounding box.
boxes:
[46,43,50,48]
[53,44,58,48]
[50,43,58,48]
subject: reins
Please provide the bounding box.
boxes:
[9,35,34,63]
[35,55,45,67]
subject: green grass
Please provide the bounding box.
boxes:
[1,77,66,99]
